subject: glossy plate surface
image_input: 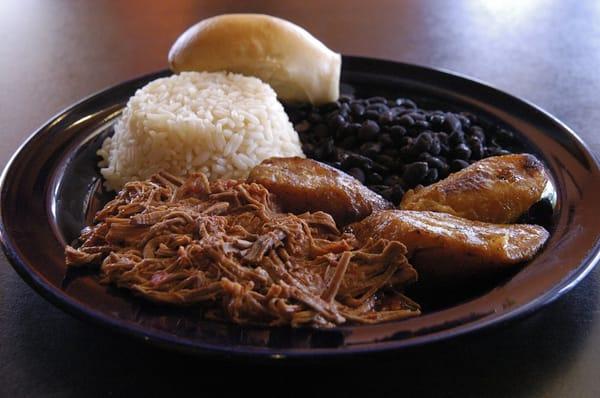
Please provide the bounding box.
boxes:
[1,56,599,358]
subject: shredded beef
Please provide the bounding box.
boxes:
[66,171,420,327]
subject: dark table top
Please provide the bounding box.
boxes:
[1,0,599,396]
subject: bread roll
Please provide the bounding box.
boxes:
[168,14,341,105]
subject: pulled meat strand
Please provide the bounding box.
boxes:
[66,172,420,327]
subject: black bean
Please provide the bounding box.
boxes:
[390,185,405,203]
[400,136,413,146]
[468,137,484,159]
[484,146,499,156]
[287,109,305,124]
[438,164,450,179]
[382,148,400,158]
[375,155,395,169]
[302,133,319,145]
[457,114,471,129]
[399,145,415,159]
[365,110,381,120]
[332,148,345,162]
[415,120,430,130]
[292,93,518,194]
[369,184,389,196]
[444,113,462,133]
[320,101,341,113]
[346,122,362,136]
[314,123,330,138]
[452,143,472,160]
[400,99,417,109]
[334,124,349,141]
[323,139,336,158]
[389,126,407,143]
[436,132,449,145]
[428,114,445,128]
[414,132,434,152]
[368,96,387,104]
[450,159,470,172]
[367,103,389,113]
[389,107,405,116]
[335,124,354,142]
[429,137,441,155]
[495,149,511,156]
[440,143,450,155]
[302,143,315,155]
[340,136,358,149]
[381,189,394,201]
[308,112,322,124]
[462,112,478,124]
[328,114,346,130]
[326,109,339,120]
[341,153,373,170]
[358,120,380,141]
[448,130,465,145]
[294,120,311,133]
[406,126,421,138]
[347,168,366,183]
[350,103,365,118]
[312,146,325,160]
[495,128,515,145]
[468,126,485,142]
[419,153,446,170]
[384,175,403,186]
[372,161,389,174]
[409,112,426,122]
[378,111,394,125]
[402,162,429,185]
[360,142,381,157]
[378,133,394,147]
[422,168,439,185]
[398,115,415,127]
[367,172,384,185]
[340,102,351,116]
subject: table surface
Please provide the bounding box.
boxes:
[2,0,600,396]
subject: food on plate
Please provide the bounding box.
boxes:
[400,154,550,223]
[66,171,419,327]
[66,16,555,328]
[168,14,341,105]
[287,94,520,204]
[67,154,551,327]
[98,71,303,190]
[247,157,393,225]
[349,210,549,282]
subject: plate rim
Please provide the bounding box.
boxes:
[2,55,600,358]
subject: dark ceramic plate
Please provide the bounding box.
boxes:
[2,56,600,358]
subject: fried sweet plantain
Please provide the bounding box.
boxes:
[248,157,393,225]
[400,154,550,224]
[349,210,549,282]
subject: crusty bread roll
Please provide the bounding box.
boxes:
[168,14,341,105]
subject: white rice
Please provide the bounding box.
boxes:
[98,71,304,190]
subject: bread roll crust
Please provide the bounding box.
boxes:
[168,14,341,104]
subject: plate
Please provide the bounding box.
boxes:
[1,56,599,358]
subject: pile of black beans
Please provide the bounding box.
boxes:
[286,95,518,205]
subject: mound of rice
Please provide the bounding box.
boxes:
[98,71,304,190]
